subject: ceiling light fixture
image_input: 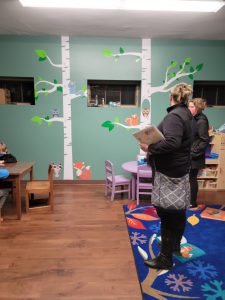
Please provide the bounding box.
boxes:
[19,0,225,13]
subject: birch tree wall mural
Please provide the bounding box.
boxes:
[102,38,203,132]
[31,36,87,180]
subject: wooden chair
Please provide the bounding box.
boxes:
[105,160,131,201]
[25,164,54,212]
[0,190,8,225]
[136,164,153,205]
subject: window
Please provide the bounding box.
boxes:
[87,80,141,107]
[193,81,225,106]
[0,76,35,105]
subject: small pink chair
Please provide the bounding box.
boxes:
[105,160,131,201]
[136,164,153,205]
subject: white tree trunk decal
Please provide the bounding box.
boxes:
[141,38,151,126]
[32,36,87,180]
[61,36,73,179]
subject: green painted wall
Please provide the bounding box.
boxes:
[0,36,225,179]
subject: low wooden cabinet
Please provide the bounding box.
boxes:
[197,132,225,191]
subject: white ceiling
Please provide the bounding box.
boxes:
[0,0,225,40]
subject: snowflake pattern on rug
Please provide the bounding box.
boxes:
[165,273,193,292]
[130,232,147,246]
[201,280,225,299]
[187,260,218,280]
[148,223,160,233]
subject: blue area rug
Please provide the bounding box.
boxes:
[123,204,225,300]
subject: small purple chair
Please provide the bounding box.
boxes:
[105,160,131,201]
[136,164,153,205]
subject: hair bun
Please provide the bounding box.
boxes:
[171,83,193,104]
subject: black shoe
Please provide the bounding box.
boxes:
[144,254,173,270]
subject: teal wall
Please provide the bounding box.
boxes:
[0,36,225,179]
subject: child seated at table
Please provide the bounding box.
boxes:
[0,142,17,164]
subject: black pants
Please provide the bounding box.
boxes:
[156,207,186,258]
[189,168,199,207]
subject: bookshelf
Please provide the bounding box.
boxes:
[197,132,225,191]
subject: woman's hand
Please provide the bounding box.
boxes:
[139,143,148,153]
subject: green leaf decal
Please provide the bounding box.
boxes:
[82,84,87,92]
[31,116,42,125]
[39,57,46,62]
[102,49,113,57]
[35,49,47,59]
[101,120,115,132]
[34,91,39,99]
[188,74,194,80]
[179,65,183,70]
[45,116,50,120]
[114,117,120,123]
[171,61,178,68]
[57,86,63,92]
[171,72,176,78]
[120,47,125,54]
[196,63,203,71]
[190,66,194,72]
[184,57,191,65]
[53,79,58,84]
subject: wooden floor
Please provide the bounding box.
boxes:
[0,184,224,300]
[0,184,141,300]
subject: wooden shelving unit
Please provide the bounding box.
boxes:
[198,132,225,191]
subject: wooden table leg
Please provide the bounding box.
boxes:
[30,166,34,181]
[15,176,22,220]
[29,166,34,202]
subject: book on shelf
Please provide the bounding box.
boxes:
[132,126,165,146]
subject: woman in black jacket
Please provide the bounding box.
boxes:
[140,83,193,270]
[188,98,210,208]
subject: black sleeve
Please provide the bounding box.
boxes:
[149,113,184,154]
[191,119,210,158]
[3,154,17,163]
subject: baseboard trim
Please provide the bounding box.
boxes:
[54,180,105,185]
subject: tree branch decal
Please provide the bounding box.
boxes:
[103,47,142,62]
[35,49,63,68]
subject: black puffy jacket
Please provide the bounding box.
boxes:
[148,103,193,178]
[0,153,17,163]
[191,112,209,169]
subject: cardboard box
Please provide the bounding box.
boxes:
[0,89,11,104]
